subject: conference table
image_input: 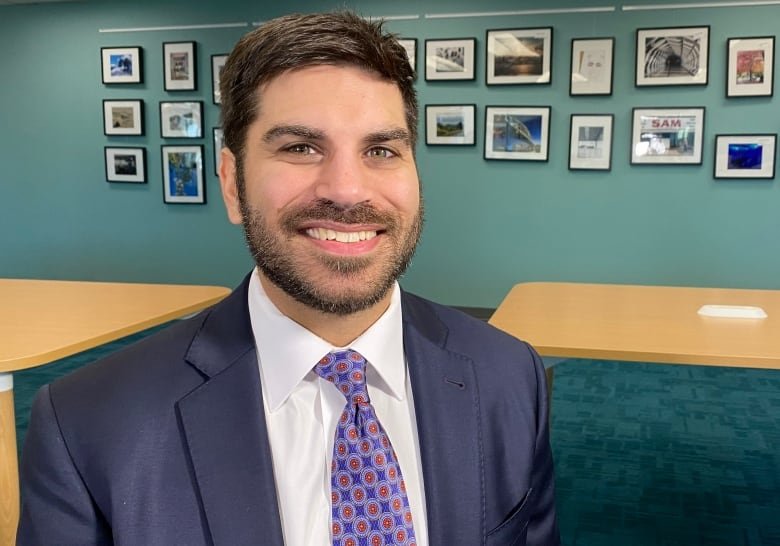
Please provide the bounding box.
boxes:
[489,282,780,390]
[0,279,231,545]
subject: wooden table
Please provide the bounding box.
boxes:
[490,281,780,370]
[0,279,231,545]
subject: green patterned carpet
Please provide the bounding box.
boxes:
[13,331,780,545]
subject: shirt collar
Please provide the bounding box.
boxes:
[247,269,406,412]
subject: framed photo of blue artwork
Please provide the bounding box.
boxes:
[713,134,776,179]
[101,46,143,84]
[162,145,205,204]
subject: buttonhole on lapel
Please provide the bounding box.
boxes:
[444,377,466,390]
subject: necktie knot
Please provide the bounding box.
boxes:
[315,349,370,406]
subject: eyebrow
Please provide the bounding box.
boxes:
[262,124,411,147]
[263,124,325,143]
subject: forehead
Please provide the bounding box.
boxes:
[254,65,407,129]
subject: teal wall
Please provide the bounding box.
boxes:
[2,0,779,307]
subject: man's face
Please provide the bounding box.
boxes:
[220,65,423,315]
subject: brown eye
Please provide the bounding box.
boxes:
[367,147,396,159]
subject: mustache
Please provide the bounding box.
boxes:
[280,200,398,230]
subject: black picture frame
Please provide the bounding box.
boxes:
[101,46,143,84]
[397,38,417,78]
[713,134,776,179]
[635,26,710,87]
[103,99,144,136]
[484,105,551,161]
[569,114,614,171]
[213,127,223,176]
[160,101,203,139]
[726,36,775,98]
[425,104,476,146]
[570,37,614,96]
[163,41,197,91]
[630,107,705,165]
[425,38,476,81]
[105,146,146,183]
[161,145,205,204]
[211,54,228,104]
[486,27,552,86]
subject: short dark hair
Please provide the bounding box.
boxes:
[219,11,417,163]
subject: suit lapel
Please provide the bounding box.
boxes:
[177,277,285,546]
[402,293,484,545]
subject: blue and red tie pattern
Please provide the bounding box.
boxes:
[315,350,417,546]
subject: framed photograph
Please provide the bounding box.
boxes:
[163,41,197,91]
[211,54,228,104]
[569,114,614,171]
[636,26,709,86]
[103,99,144,136]
[101,46,143,84]
[425,104,476,146]
[714,134,776,179]
[398,38,417,76]
[631,107,705,165]
[104,147,146,183]
[160,101,203,138]
[213,127,224,176]
[484,106,550,161]
[162,145,205,204]
[570,37,614,95]
[486,27,552,85]
[425,38,476,81]
[726,36,774,97]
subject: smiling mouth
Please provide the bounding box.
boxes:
[304,227,379,243]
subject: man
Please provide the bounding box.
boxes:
[18,11,559,546]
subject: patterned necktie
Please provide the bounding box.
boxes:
[315,349,417,546]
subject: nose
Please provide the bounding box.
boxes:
[313,151,373,208]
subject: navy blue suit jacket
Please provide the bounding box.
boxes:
[18,277,559,545]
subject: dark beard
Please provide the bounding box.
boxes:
[237,171,424,316]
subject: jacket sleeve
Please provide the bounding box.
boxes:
[17,385,112,545]
[526,347,561,546]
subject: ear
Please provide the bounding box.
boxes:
[218,147,243,225]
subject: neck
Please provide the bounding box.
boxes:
[258,274,392,347]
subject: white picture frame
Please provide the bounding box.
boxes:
[398,38,417,76]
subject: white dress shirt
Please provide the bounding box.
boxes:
[247,270,429,546]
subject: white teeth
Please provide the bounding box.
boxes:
[305,228,378,242]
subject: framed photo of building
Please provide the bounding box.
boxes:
[101,46,143,84]
[570,37,614,95]
[211,54,228,104]
[635,26,709,87]
[105,147,146,183]
[163,41,197,91]
[714,134,776,179]
[398,38,417,76]
[726,36,774,97]
[486,27,552,85]
[425,38,476,81]
[484,106,550,161]
[425,104,476,146]
[569,114,613,170]
[103,99,144,136]
[162,145,205,204]
[160,101,203,138]
[213,127,224,175]
[630,107,705,165]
